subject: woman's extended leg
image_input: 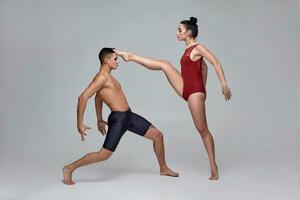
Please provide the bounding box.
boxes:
[115,50,183,97]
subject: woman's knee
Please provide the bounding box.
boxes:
[158,60,172,70]
[196,125,209,137]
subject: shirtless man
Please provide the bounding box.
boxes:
[63,47,178,185]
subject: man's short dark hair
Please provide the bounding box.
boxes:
[98,47,115,64]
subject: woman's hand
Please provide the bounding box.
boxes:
[114,49,131,62]
[222,84,232,101]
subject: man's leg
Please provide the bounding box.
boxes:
[128,111,179,177]
[63,111,128,185]
[144,126,179,177]
[63,148,113,185]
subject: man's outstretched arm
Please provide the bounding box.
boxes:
[77,74,108,141]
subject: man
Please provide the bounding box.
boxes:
[63,48,178,185]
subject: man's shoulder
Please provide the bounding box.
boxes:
[95,72,109,80]
[92,73,109,85]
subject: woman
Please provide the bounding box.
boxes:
[115,17,232,180]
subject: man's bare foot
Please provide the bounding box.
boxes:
[63,166,75,185]
[160,167,179,177]
[209,165,219,180]
[114,50,131,62]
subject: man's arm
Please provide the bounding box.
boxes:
[77,74,108,141]
[95,93,107,135]
[95,93,104,123]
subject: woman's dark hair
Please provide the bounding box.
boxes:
[180,17,198,38]
[98,47,115,64]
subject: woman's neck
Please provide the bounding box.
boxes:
[185,38,197,47]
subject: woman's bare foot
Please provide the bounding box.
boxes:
[63,166,75,185]
[160,167,179,177]
[209,165,219,180]
[114,50,131,62]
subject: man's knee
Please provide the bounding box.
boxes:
[97,149,113,161]
[152,128,164,142]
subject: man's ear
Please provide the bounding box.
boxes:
[104,57,109,64]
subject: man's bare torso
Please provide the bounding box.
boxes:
[96,73,129,111]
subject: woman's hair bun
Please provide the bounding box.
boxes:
[190,17,197,25]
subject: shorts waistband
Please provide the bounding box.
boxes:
[110,108,131,114]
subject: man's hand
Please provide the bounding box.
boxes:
[97,121,108,135]
[77,124,92,141]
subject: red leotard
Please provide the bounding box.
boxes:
[180,44,206,101]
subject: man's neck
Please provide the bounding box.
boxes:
[99,64,111,74]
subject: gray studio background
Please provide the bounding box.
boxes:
[0,0,299,199]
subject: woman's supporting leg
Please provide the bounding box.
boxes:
[187,92,219,180]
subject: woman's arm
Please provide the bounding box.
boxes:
[202,59,208,86]
[195,44,232,101]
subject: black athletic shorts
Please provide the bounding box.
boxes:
[103,108,152,151]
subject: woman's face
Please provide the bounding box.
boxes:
[176,23,190,41]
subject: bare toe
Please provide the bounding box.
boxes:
[63,166,75,185]
[209,165,219,180]
[160,168,179,177]
[209,176,218,180]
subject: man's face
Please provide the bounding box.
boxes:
[106,53,119,69]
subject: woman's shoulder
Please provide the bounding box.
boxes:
[194,43,209,54]
[195,43,206,50]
